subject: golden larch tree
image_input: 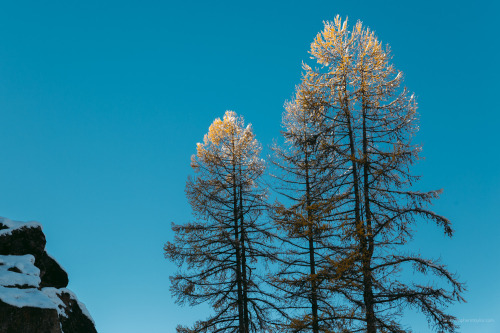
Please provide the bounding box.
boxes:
[282,16,465,333]
[165,111,274,333]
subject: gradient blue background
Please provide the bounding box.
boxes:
[0,0,498,332]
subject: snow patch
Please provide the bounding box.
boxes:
[0,284,95,325]
[41,288,95,324]
[0,255,41,287]
[0,286,56,309]
[41,287,68,317]
[0,217,42,236]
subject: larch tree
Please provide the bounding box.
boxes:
[270,90,352,332]
[287,16,465,332]
[164,111,274,333]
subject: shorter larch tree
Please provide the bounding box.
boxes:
[165,111,274,333]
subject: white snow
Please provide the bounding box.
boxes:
[0,254,41,287]
[0,286,57,309]
[0,216,94,326]
[0,254,53,309]
[0,217,42,236]
[41,287,68,317]
[0,284,94,325]
[42,287,95,324]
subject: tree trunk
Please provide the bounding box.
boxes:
[341,75,374,332]
[232,147,245,333]
[239,166,250,333]
[361,80,376,333]
[305,149,319,333]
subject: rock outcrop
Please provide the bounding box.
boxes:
[0,217,97,333]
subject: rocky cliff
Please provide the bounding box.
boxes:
[0,217,97,333]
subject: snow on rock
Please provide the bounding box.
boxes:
[0,216,42,236]
[0,254,41,287]
[41,287,67,317]
[0,216,97,333]
[42,287,95,325]
[0,216,69,288]
[0,286,56,309]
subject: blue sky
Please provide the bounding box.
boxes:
[0,1,498,332]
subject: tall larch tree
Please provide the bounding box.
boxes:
[289,16,465,332]
[165,111,273,333]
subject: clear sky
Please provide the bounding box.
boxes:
[0,1,498,332]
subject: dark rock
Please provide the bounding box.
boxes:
[0,217,97,332]
[0,300,62,333]
[0,224,46,258]
[0,222,68,288]
[38,252,69,288]
[57,291,98,333]
[7,267,22,273]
